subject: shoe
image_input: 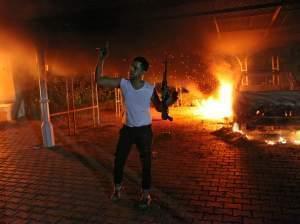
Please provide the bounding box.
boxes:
[138,193,151,209]
[111,185,121,202]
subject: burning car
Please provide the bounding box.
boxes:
[233,71,300,131]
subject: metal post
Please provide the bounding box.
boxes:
[272,55,280,86]
[175,85,178,107]
[37,47,55,147]
[175,84,182,107]
[287,72,295,90]
[119,89,123,115]
[236,56,248,87]
[179,87,183,106]
[71,78,77,135]
[65,78,71,135]
[117,89,122,116]
[114,88,118,116]
[91,72,96,127]
[114,74,122,117]
[114,74,118,117]
[95,82,100,127]
[242,58,248,86]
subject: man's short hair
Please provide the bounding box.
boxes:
[134,56,149,71]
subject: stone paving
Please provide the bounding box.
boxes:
[0,121,181,223]
[53,109,300,224]
[1,110,300,224]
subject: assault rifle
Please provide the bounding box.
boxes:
[161,58,173,121]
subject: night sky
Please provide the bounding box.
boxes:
[0,0,300,78]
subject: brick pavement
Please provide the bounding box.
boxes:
[0,121,182,224]
[54,110,300,224]
[2,112,300,224]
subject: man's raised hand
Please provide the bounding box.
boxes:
[97,47,108,60]
[97,41,110,60]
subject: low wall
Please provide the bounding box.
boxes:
[0,103,13,122]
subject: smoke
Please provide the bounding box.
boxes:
[0,27,38,103]
[47,48,95,76]
[0,27,37,75]
[209,30,267,56]
[185,82,204,98]
[211,57,240,83]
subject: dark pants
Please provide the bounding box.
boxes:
[114,125,153,190]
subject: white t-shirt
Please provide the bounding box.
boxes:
[120,78,154,127]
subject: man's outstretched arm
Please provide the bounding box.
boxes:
[95,49,121,88]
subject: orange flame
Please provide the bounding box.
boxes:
[193,80,233,120]
[0,54,15,103]
[232,122,243,134]
[293,131,300,145]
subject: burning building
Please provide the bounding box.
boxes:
[0,54,15,121]
[0,28,38,122]
[0,0,300,130]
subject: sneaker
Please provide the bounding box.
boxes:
[111,185,121,202]
[138,193,151,209]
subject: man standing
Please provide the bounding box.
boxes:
[95,48,177,209]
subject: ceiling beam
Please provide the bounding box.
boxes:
[213,17,222,39]
[150,1,289,21]
[264,6,282,38]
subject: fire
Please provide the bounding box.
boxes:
[278,136,287,144]
[0,54,15,103]
[193,80,233,120]
[232,122,239,132]
[265,136,287,145]
[265,140,276,145]
[293,130,300,145]
[232,122,243,134]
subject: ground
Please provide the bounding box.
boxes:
[1,107,300,223]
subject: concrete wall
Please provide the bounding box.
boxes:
[0,55,15,121]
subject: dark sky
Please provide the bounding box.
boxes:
[1,0,300,77]
[0,1,297,44]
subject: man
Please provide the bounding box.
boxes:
[95,48,177,209]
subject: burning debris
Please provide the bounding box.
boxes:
[230,121,300,146]
[192,80,233,120]
[211,122,300,147]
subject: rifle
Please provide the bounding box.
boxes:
[161,57,173,121]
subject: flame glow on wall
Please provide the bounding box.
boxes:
[192,79,233,120]
[0,54,15,103]
[0,29,37,104]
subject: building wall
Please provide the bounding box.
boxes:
[0,54,15,121]
[0,54,15,103]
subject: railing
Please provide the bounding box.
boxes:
[49,73,100,135]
